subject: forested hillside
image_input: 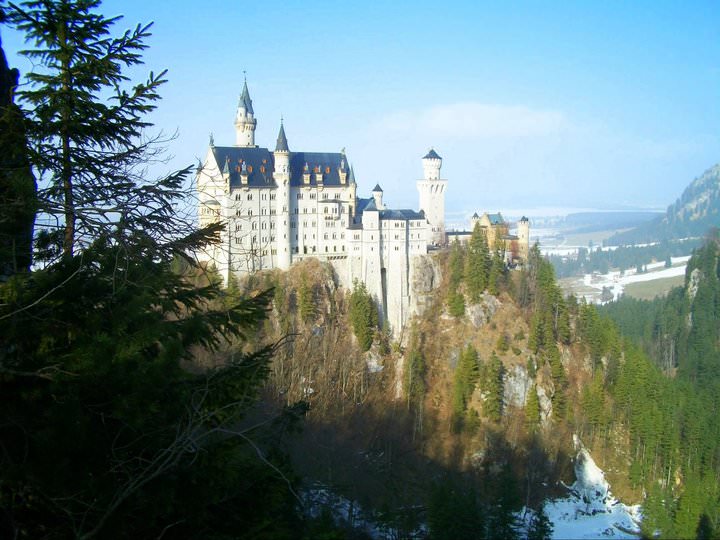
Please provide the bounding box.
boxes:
[609,165,720,245]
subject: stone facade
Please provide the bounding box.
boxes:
[447,212,531,264]
[196,82,442,335]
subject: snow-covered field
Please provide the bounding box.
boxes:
[561,256,689,303]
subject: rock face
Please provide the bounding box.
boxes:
[466,293,501,328]
[503,364,531,408]
[409,254,441,319]
[536,384,553,423]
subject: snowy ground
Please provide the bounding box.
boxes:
[560,256,689,304]
[543,436,642,539]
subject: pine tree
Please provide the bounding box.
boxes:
[484,352,505,422]
[525,383,541,430]
[349,279,378,351]
[465,221,490,301]
[452,344,480,425]
[0,3,302,537]
[527,504,553,540]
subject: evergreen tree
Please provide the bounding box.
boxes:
[0,3,303,537]
[404,348,426,410]
[348,279,378,351]
[465,221,490,301]
[487,247,505,296]
[527,504,553,540]
[452,344,480,427]
[483,352,504,422]
[298,272,317,323]
[525,383,541,430]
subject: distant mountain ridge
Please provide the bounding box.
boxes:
[608,164,720,245]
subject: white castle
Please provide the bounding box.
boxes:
[196,81,527,334]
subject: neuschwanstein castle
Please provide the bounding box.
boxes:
[196,81,529,334]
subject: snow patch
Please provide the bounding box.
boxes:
[544,436,641,539]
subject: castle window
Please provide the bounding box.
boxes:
[247,165,253,173]
[270,222,275,229]
[332,233,336,239]
[260,166,265,173]
[325,166,330,174]
[310,193,316,199]
[270,209,276,215]
[262,193,267,200]
[271,248,277,255]
[248,209,253,216]
[247,193,252,201]
[303,207,308,213]
[252,222,257,230]
[270,193,276,200]
[335,193,340,199]
[325,246,328,252]
[324,208,328,214]
[297,193,302,199]
[322,193,329,200]
[261,208,266,215]
[262,222,267,229]
[291,222,296,229]
[294,208,298,214]
[324,233,328,240]
[333,245,336,252]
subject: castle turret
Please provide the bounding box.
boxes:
[274,121,291,269]
[371,184,384,210]
[517,216,530,262]
[235,79,257,147]
[417,148,447,245]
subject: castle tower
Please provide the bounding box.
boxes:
[234,79,257,147]
[371,184,384,210]
[274,121,291,269]
[517,216,530,262]
[417,148,447,245]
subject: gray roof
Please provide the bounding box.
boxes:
[275,123,289,152]
[423,148,441,160]
[379,209,425,221]
[472,212,480,219]
[372,184,383,192]
[212,146,350,188]
[239,81,254,114]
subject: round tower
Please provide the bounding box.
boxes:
[417,148,447,245]
[234,79,257,147]
[274,121,291,269]
[517,216,530,262]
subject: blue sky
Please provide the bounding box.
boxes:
[3,0,719,219]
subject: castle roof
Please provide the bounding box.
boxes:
[379,209,425,221]
[239,80,254,114]
[423,148,441,160]
[486,212,505,225]
[472,212,480,219]
[275,122,289,152]
[372,184,383,192]
[211,146,350,188]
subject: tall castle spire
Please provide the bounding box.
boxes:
[235,76,257,147]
